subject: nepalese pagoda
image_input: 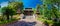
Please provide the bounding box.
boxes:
[23,8,34,16]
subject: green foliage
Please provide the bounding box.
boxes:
[2,6,16,15]
[2,7,12,20]
[52,22,60,26]
[51,6,59,18]
[8,2,24,13]
[1,2,24,20]
[41,0,60,4]
[37,17,53,24]
[36,4,40,12]
[37,0,60,26]
[0,18,18,24]
[36,4,43,15]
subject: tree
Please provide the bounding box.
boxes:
[8,2,24,13]
[8,2,24,19]
[41,0,60,18]
[2,7,9,20]
[36,4,41,15]
[2,6,17,20]
[51,5,59,18]
[51,6,60,25]
[2,2,24,20]
[41,0,60,4]
[42,4,52,20]
[41,0,60,11]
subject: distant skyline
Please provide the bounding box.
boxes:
[0,0,43,8]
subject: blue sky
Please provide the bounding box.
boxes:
[1,1,8,7]
[0,0,42,8]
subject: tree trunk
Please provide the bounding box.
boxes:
[6,14,9,20]
[11,15,13,20]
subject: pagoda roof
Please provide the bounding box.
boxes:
[24,8,33,11]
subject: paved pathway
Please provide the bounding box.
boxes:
[3,14,45,26]
[5,19,44,26]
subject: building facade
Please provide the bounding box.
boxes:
[23,8,34,16]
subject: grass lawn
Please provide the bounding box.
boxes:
[0,18,19,24]
[37,17,54,25]
[0,14,20,24]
